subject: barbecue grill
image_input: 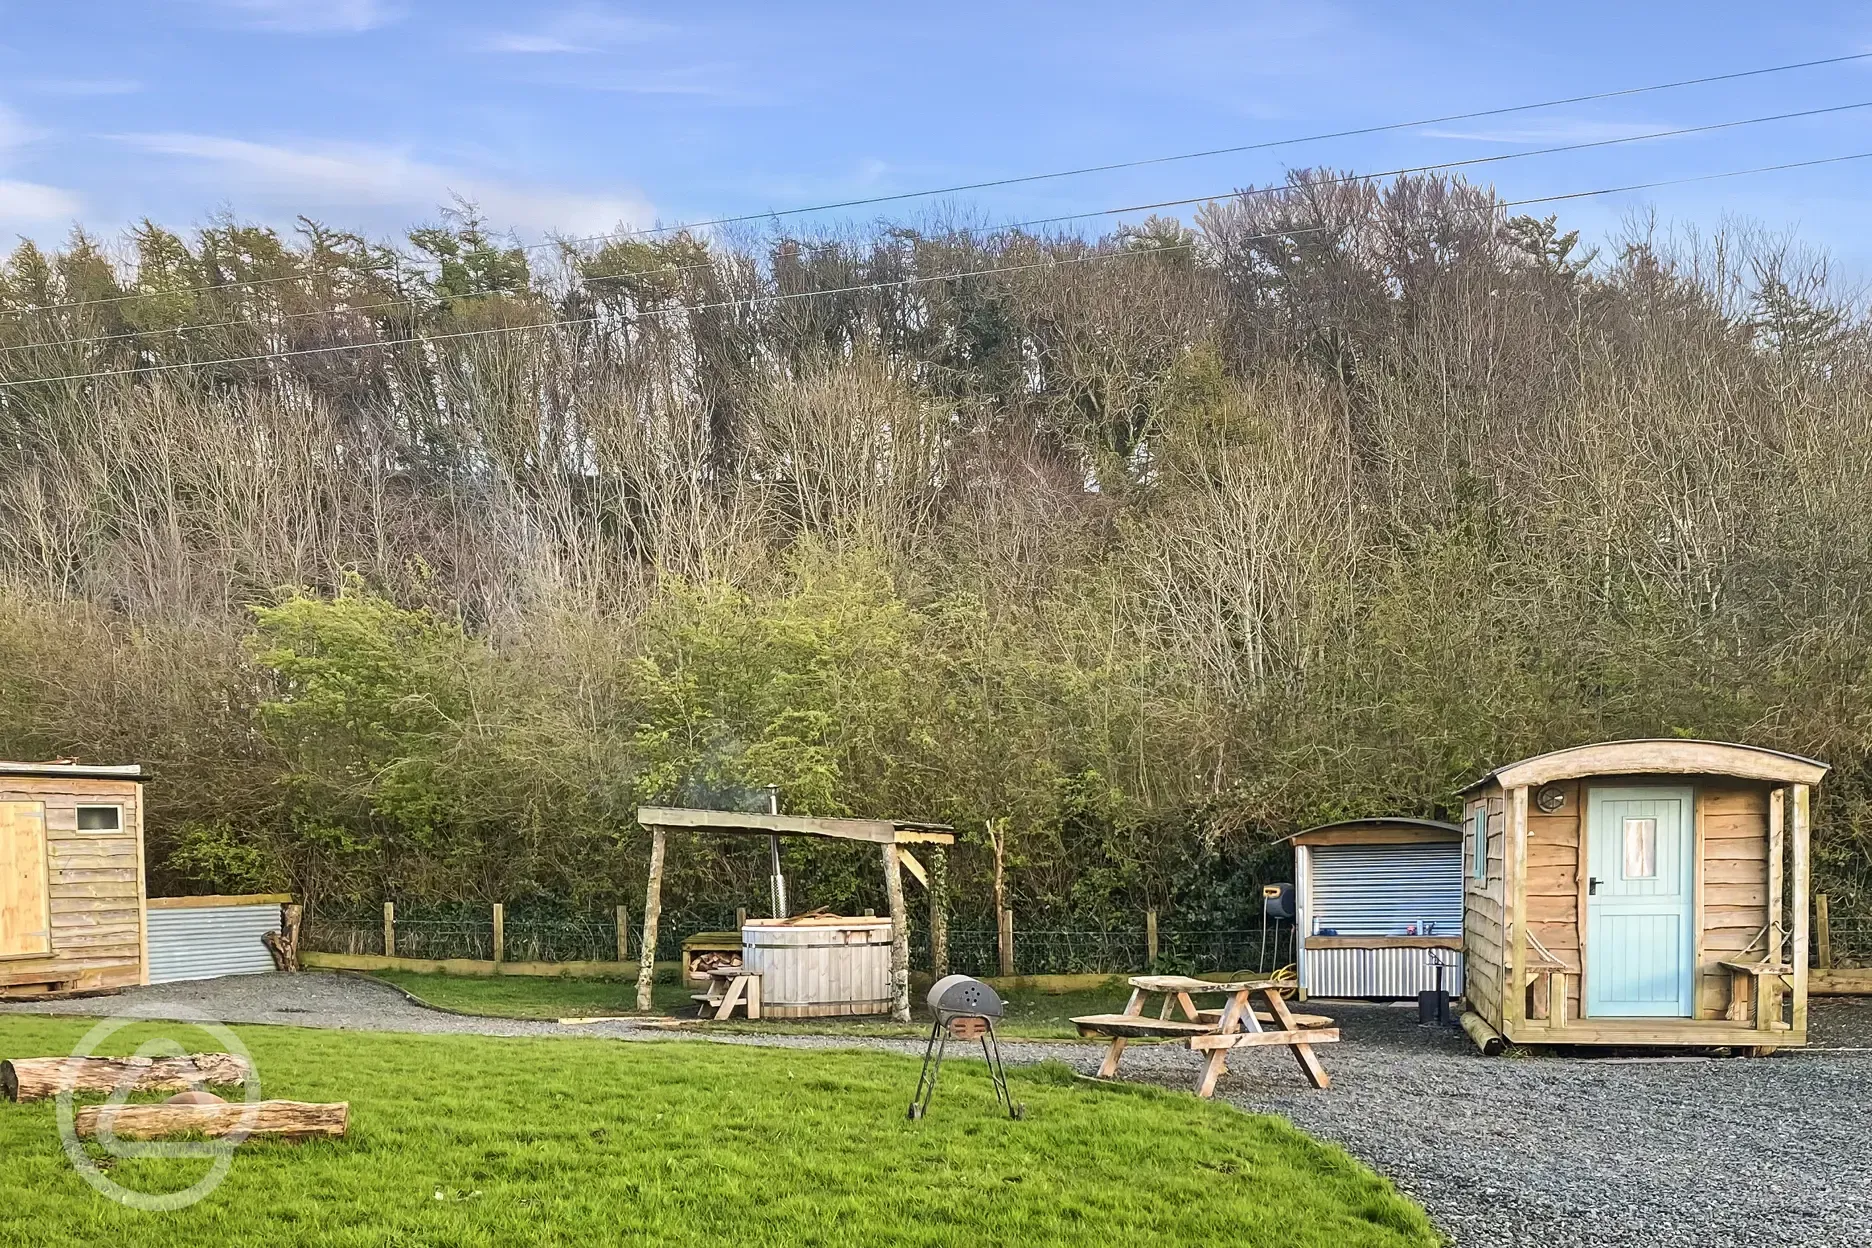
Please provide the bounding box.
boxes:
[907,974,1023,1120]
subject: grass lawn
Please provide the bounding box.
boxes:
[369,969,1135,1039]
[0,1015,1436,1248]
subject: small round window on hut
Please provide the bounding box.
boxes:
[1535,784,1566,813]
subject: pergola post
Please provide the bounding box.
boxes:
[929,844,949,979]
[1791,784,1811,1034]
[882,842,910,1022]
[635,826,667,1012]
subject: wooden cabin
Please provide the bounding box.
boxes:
[0,762,147,997]
[1289,818,1465,1001]
[1459,740,1824,1051]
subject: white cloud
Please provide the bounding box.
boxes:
[483,6,667,55]
[112,131,653,237]
[202,0,396,34]
[0,179,83,224]
[0,105,42,151]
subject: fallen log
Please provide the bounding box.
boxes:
[74,1100,349,1141]
[2,1053,253,1102]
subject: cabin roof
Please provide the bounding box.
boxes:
[0,761,144,782]
[1459,739,1828,795]
[1281,817,1462,845]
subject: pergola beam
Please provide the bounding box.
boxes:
[636,806,953,846]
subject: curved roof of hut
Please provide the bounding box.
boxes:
[1459,739,1828,795]
[1280,816,1462,845]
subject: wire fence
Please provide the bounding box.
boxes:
[303,905,1296,977]
[1826,919,1872,968]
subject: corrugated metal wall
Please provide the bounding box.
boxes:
[1308,843,1463,936]
[146,903,279,984]
[1304,946,1465,997]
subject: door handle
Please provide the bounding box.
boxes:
[1588,877,1602,895]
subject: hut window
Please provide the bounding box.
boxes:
[1469,805,1487,879]
[1622,817,1657,879]
[75,805,122,833]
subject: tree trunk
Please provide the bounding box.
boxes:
[3,1053,252,1102]
[74,1100,348,1141]
[991,818,1014,977]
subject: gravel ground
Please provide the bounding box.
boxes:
[7,974,1871,1246]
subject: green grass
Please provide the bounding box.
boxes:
[368,969,1132,1039]
[0,1015,1436,1248]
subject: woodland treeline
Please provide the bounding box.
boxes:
[3,170,1870,931]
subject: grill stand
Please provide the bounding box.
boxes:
[907,1017,1023,1121]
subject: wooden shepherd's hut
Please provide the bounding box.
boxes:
[1459,740,1825,1052]
[0,762,148,998]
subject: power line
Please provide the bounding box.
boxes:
[563,49,1872,243]
[7,48,1870,318]
[8,97,1867,358]
[4,149,1868,393]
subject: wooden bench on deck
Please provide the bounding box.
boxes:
[692,968,762,1021]
[1072,975,1338,1098]
[1719,959,1792,1031]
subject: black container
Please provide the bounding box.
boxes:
[1417,988,1451,1025]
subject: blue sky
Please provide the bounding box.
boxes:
[2,2,1871,273]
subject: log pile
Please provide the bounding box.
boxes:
[2,1053,252,1102]
[74,1100,349,1141]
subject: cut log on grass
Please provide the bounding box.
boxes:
[74,1100,349,1141]
[2,1053,253,1102]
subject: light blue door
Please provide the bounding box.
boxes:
[1585,786,1694,1018]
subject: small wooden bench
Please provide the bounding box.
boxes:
[692,968,762,1021]
[1719,959,1792,1031]
[1073,976,1338,1098]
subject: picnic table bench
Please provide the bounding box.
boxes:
[1072,975,1338,1098]
[692,967,762,1020]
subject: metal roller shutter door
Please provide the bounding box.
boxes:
[1308,843,1462,937]
[146,903,279,984]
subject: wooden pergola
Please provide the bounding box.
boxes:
[633,806,956,1020]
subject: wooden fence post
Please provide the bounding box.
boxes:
[382,901,395,959]
[1817,893,1832,970]
[734,906,747,932]
[492,903,505,971]
[615,904,629,963]
[1146,908,1159,969]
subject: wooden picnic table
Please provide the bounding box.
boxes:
[1071,975,1338,1098]
[692,967,762,1020]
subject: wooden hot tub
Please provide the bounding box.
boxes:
[741,916,893,1018]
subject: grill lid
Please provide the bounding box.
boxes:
[926,974,1004,1019]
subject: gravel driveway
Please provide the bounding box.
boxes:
[7,974,1870,1246]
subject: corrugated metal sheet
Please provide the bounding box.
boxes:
[1308,843,1463,937]
[146,903,279,984]
[1304,946,1464,998]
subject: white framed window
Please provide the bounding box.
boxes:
[1469,804,1488,880]
[75,804,123,834]
[1622,817,1658,879]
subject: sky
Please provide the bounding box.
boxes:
[2,1,1871,275]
